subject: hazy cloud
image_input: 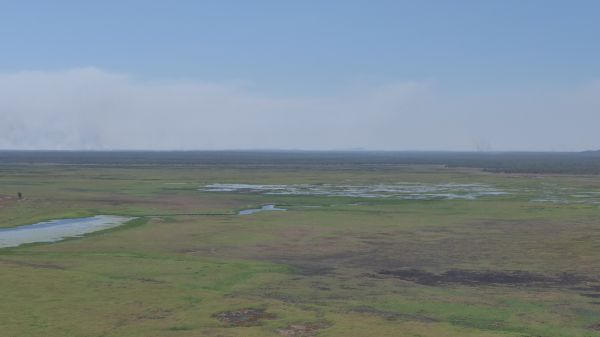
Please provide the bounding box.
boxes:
[0,68,598,151]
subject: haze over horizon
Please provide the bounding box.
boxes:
[1,1,599,151]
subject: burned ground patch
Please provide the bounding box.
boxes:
[348,306,437,323]
[375,269,591,287]
[581,293,600,298]
[212,308,276,327]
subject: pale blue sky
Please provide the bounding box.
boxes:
[1,1,599,150]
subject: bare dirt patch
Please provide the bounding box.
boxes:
[375,269,591,287]
[588,323,600,331]
[277,321,331,337]
[213,308,276,327]
[0,195,15,208]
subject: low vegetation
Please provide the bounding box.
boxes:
[1,157,600,336]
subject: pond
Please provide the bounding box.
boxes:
[0,215,134,248]
[239,204,287,215]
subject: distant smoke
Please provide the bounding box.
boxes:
[0,68,598,151]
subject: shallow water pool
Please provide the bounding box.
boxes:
[239,204,287,215]
[0,215,134,248]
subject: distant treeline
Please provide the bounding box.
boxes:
[1,150,599,174]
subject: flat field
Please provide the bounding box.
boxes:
[1,163,600,336]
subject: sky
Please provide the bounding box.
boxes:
[1,0,599,151]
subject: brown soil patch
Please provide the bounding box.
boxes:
[588,323,600,331]
[277,321,331,337]
[0,195,15,208]
[376,269,591,287]
[213,308,276,327]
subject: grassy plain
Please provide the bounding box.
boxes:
[1,164,600,337]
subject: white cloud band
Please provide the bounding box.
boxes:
[0,68,598,151]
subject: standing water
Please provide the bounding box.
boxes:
[0,215,134,248]
[239,204,287,215]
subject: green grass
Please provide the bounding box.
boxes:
[1,164,600,336]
